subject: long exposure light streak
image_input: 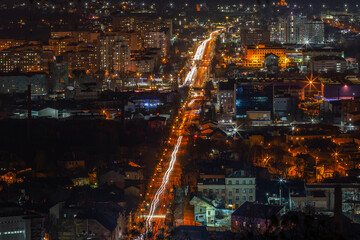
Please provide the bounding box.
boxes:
[146,136,183,229]
[193,30,219,61]
[180,30,220,87]
[138,30,222,239]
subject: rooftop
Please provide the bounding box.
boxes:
[232,202,284,219]
[314,55,346,61]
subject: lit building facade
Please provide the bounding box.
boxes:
[0,72,48,95]
[217,80,236,115]
[312,56,347,73]
[50,31,100,44]
[0,39,26,51]
[243,44,287,68]
[145,31,169,57]
[65,49,98,73]
[302,47,344,68]
[118,31,142,51]
[0,50,43,72]
[49,37,75,56]
[197,170,256,209]
[129,57,155,74]
[235,82,274,118]
[98,35,130,73]
[240,28,270,45]
[112,15,173,37]
[304,18,325,44]
[273,13,324,45]
[49,62,69,92]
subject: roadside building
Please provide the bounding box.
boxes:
[231,202,283,233]
[217,80,236,117]
[197,170,256,209]
[312,56,347,73]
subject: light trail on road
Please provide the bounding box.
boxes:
[181,30,220,87]
[146,136,183,229]
[136,29,222,239]
[193,30,219,61]
[182,66,197,87]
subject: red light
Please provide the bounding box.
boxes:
[194,134,198,138]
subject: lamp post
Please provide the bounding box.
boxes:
[279,178,286,206]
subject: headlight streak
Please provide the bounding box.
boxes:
[138,29,223,239]
[146,136,183,230]
[180,30,220,87]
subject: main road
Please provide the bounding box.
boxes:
[133,28,221,240]
[181,30,220,87]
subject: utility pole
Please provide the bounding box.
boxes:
[279,178,284,206]
[27,84,32,120]
[279,185,282,206]
[27,84,32,143]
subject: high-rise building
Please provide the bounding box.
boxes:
[118,31,142,51]
[280,13,307,44]
[64,48,98,74]
[49,61,69,92]
[145,30,170,57]
[273,14,324,45]
[49,37,74,56]
[268,21,285,43]
[305,18,325,44]
[217,80,236,115]
[98,35,130,73]
[0,50,43,72]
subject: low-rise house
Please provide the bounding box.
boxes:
[231,202,283,233]
[51,202,125,240]
[209,128,228,142]
[197,170,256,209]
[124,166,144,181]
[265,53,279,71]
[148,115,167,129]
[291,190,328,213]
[172,226,210,240]
[64,159,85,170]
[190,195,233,230]
[201,121,218,130]
[99,170,125,188]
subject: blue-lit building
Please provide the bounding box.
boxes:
[235,82,274,118]
[130,96,162,109]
